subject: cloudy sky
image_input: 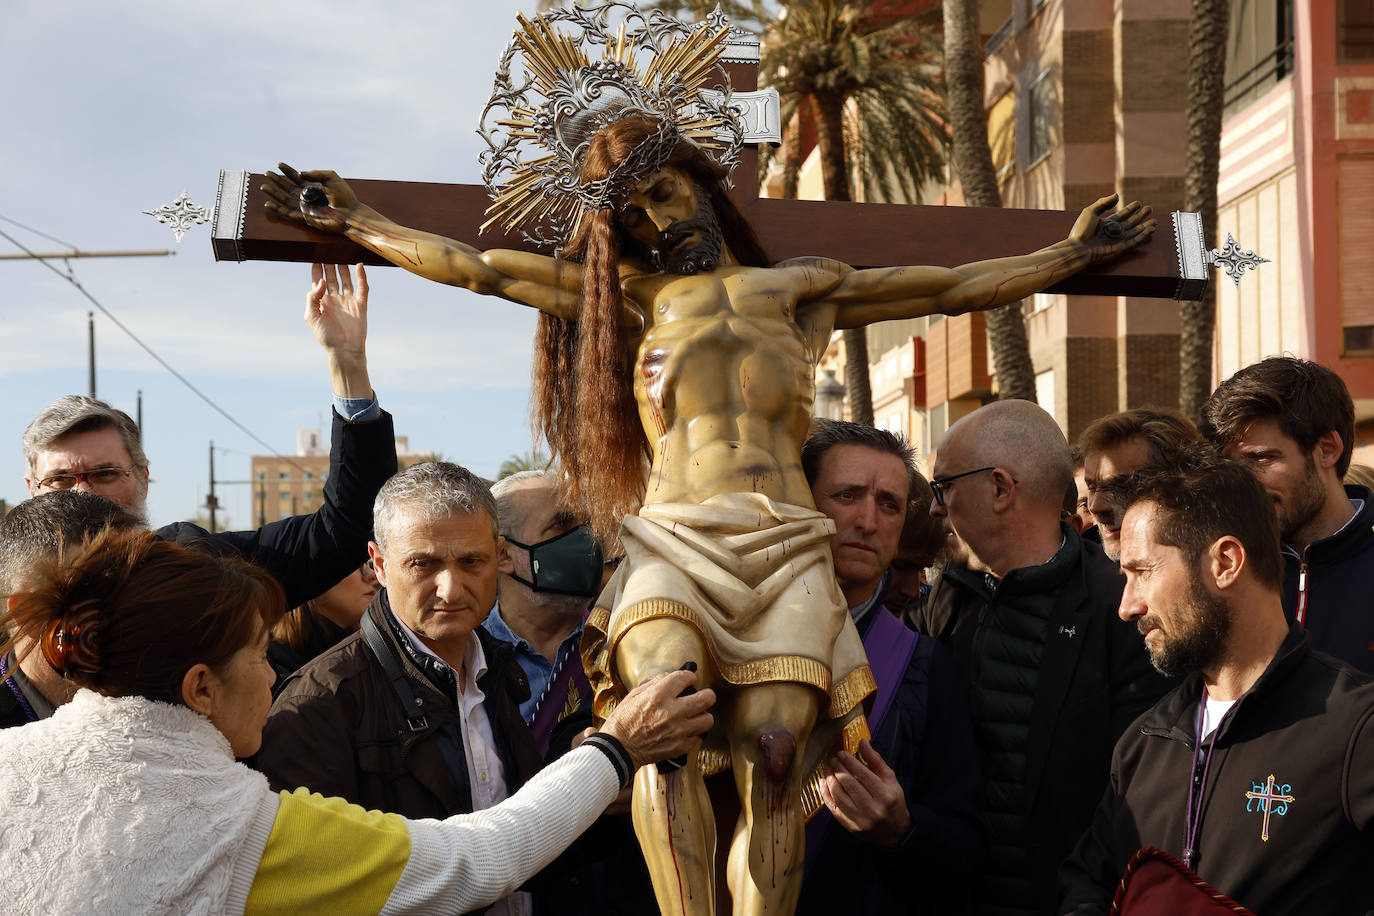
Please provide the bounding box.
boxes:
[2,0,558,528]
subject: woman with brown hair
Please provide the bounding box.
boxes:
[267,560,378,687]
[0,528,712,915]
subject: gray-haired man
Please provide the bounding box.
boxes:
[255,462,542,916]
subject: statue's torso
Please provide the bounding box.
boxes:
[626,265,834,509]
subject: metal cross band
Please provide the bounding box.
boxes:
[1244,774,1295,842]
[930,467,1015,506]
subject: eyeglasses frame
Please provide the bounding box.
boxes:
[36,465,141,492]
[930,466,1017,506]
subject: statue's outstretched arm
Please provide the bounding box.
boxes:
[823,195,1155,329]
[263,164,584,320]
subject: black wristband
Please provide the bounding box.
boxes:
[583,732,634,789]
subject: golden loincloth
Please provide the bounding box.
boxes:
[580,492,875,816]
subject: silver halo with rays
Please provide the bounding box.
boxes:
[477,2,744,253]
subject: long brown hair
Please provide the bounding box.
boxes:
[535,115,770,541]
[1,528,285,705]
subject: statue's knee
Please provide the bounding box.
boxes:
[756,730,797,784]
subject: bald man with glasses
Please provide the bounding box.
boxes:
[913,400,1170,916]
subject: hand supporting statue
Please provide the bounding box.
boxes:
[596,668,715,770]
[820,739,912,847]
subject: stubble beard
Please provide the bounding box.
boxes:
[1139,568,1231,678]
[1276,454,1327,543]
[661,189,724,276]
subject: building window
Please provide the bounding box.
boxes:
[1225,0,1294,112]
[256,470,266,481]
[279,491,290,500]
[989,90,1016,179]
[278,471,289,480]
[1340,0,1374,62]
[1345,325,1374,355]
[1027,69,1053,165]
[1338,156,1374,355]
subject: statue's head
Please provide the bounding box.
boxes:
[578,114,731,275]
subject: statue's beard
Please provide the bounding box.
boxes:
[659,193,724,275]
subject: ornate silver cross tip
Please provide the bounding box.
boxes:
[1208,233,1270,286]
[143,189,212,243]
[1170,211,1270,298]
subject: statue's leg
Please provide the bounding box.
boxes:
[615,618,717,916]
[725,681,821,916]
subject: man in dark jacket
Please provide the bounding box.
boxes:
[913,399,1170,916]
[256,461,541,916]
[1059,451,1374,914]
[20,263,395,613]
[1201,356,1374,673]
[798,419,985,914]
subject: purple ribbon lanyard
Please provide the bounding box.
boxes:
[1182,686,1218,869]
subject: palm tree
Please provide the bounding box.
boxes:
[761,0,949,425]
[1180,0,1230,418]
[942,0,1034,402]
[497,448,551,480]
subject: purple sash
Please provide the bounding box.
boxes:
[530,650,594,758]
[805,606,919,871]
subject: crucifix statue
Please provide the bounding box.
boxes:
[232,5,1165,913]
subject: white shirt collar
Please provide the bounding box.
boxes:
[392,614,488,687]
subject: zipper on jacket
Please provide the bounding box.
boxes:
[1295,552,1308,627]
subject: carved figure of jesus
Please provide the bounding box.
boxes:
[264,113,1152,914]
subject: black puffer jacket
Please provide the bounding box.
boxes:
[915,526,1172,916]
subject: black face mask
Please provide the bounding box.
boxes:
[505,524,604,597]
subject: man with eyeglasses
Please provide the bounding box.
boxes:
[911,399,1169,916]
[20,263,397,614]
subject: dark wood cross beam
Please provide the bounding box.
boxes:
[213,43,1204,300]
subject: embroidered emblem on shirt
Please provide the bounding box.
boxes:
[1058,625,1077,638]
[558,681,582,723]
[1244,773,1294,841]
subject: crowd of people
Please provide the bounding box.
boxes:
[1,262,1372,915]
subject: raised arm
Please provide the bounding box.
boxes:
[821,195,1155,329]
[262,164,584,319]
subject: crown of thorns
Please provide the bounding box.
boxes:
[478,2,744,251]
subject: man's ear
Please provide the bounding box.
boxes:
[24,476,37,498]
[368,542,389,589]
[181,663,218,717]
[1209,535,1246,590]
[990,468,1017,513]
[1313,430,1343,473]
[497,535,516,576]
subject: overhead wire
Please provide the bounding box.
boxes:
[0,220,311,475]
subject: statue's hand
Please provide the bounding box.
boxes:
[262,163,361,234]
[820,739,912,847]
[1067,193,1157,264]
[599,669,715,770]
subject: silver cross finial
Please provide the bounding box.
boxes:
[143,190,212,243]
[1208,233,1270,286]
[706,4,729,30]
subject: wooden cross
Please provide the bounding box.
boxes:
[211,30,1206,301]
